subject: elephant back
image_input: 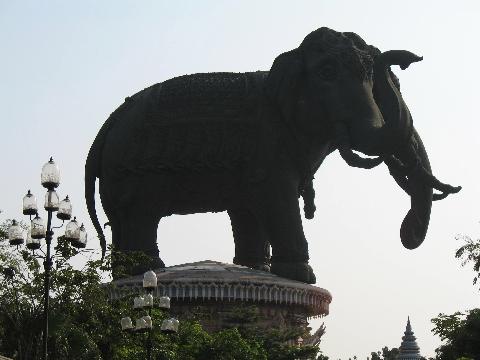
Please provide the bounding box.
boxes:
[101,71,270,179]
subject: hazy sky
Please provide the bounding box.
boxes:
[1,1,479,358]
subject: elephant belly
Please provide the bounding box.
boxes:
[101,168,244,220]
[165,169,243,215]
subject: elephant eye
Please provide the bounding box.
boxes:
[317,64,337,81]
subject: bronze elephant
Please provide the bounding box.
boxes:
[85,27,460,283]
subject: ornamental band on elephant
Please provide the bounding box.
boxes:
[85,27,460,283]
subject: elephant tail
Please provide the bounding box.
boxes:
[85,118,113,260]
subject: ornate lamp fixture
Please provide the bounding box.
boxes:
[120,270,179,360]
[8,157,89,360]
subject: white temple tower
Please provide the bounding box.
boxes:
[396,317,423,360]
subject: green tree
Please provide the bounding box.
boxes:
[0,219,124,359]
[369,346,399,360]
[430,234,480,360]
[0,219,324,359]
[431,310,480,360]
[455,234,480,288]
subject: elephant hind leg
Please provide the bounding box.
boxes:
[228,208,270,271]
[112,209,165,278]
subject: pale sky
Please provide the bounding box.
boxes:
[1,1,479,359]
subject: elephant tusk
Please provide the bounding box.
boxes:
[386,152,461,200]
[385,156,411,195]
[335,122,385,169]
[339,145,385,169]
[408,161,462,198]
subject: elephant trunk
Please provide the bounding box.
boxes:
[369,50,460,249]
[387,130,461,249]
[341,50,422,160]
[371,50,423,154]
[338,48,460,249]
[395,129,433,249]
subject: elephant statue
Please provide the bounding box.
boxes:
[85,27,460,283]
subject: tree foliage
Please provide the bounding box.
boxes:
[0,219,323,359]
[369,346,399,360]
[431,310,480,360]
[429,233,480,360]
[455,234,480,288]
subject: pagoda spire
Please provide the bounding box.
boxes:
[396,317,423,359]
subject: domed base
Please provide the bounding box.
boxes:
[109,260,332,333]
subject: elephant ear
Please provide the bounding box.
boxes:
[265,49,304,123]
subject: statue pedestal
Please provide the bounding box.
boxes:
[109,260,332,334]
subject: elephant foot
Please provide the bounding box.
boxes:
[251,263,271,272]
[270,262,316,284]
[112,254,165,280]
[150,256,166,269]
[129,257,166,277]
[233,258,271,272]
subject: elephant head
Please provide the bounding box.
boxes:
[265,27,460,249]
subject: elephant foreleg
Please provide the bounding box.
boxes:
[228,208,270,271]
[252,178,316,284]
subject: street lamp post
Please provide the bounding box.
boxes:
[7,158,87,360]
[121,270,179,360]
